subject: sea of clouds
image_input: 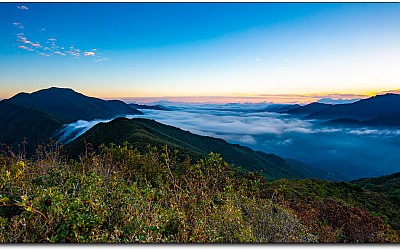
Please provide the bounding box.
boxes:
[56,103,400,180]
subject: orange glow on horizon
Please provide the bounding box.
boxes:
[2,87,399,105]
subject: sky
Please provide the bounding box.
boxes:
[1,3,400,103]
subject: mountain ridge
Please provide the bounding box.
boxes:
[306,93,400,123]
[8,87,143,123]
[66,117,345,181]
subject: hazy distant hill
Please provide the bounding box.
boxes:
[306,94,400,125]
[129,103,170,111]
[256,104,301,113]
[285,102,332,116]
[66,117,344,181]
[317,97,361,104]
[8,87,143,123]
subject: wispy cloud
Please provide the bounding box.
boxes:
[9,10,108,62]
[18,45,33,51]
[57,119,113,144]
[54,51,66,56]
[84,51,95,56]
[94,57,108,62]
[375,89,400,95]
[39,52,50,57]
[12,22,24,29]
[17,6,29,10]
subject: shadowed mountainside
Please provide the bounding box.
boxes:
[0,100,64,150]
[286,102,332,116]
[305,94,400,125]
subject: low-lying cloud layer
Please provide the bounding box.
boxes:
[56,119,113,144]
[56,103,400,180]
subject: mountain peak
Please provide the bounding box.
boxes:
[43,86,76,93]
[7,87,143,123]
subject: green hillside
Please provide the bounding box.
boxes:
[67,117,343,181]
[262,178,400,232]
[351,172,400,198]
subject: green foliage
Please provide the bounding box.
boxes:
[261,179,400,242]
[351,172,400,198]
[0,142,398,243]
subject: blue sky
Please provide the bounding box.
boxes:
[1,3,400,102]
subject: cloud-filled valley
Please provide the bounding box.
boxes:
[56,103,400,180]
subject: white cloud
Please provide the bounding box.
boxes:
[276,139,293,146]
[18,45,33,51]
[94,57,108,62]
[57,119,113,144]
[10,16,108,62]
[84,51,95,56]
[54,51,66,56]
[12,22,24,29]
[54,103,400,180]
[17,6,29,10]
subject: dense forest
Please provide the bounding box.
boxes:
[1,141,399,243]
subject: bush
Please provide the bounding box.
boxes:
[0,142,397,243]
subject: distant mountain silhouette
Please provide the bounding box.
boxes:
[256,104,301,113]
[129,103,170,111]
[317,97,361,104]
[286,102,332,116]
[8,87,143,123]
[66,117,345,181]
[306,94,400,126]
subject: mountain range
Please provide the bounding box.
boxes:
[1,87,399,243]
[0,87,142,151]
[280,93,400,127]
[129,103,170,111]
[2,87,399,181]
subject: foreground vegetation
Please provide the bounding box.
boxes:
[1,142,399,243]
